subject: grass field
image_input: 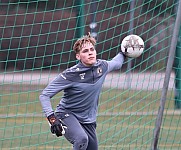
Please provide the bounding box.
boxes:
[0,85,180,149]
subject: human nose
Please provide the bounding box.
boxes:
[88,49,93,55]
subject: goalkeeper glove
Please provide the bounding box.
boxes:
[120,51,127,58]
[47,113,67,137]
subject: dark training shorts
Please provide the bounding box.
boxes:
[55,111,98,150]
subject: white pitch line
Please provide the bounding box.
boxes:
[0,72,175,90]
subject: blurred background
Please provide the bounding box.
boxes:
[0,0,177,71]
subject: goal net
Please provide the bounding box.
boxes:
[0,0,180,149]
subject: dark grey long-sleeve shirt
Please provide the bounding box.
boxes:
[39,53,125,123]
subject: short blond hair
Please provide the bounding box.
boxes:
[73,32,96,54]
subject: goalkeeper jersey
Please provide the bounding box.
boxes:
[39,53,125,123]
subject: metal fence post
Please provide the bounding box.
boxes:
[174,26,181,109]
[75,0,85,39]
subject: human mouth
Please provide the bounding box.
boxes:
[89,57,95,60]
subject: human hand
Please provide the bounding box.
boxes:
[47,113,67,137]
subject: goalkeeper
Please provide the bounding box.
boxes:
[39,32,125,150]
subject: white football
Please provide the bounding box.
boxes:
[121,34,144,58]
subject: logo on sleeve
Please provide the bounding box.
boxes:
[76,68,80,71]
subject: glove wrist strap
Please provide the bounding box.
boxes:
[47,113,56,125]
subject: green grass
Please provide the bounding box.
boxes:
[0,85,180,150]
[1,116,180,150]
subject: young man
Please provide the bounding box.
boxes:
[39,33,125,150]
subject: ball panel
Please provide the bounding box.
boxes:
[121,34,144,58]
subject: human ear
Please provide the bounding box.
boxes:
[76,54,80,60]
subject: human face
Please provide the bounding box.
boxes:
[76,42,97,67]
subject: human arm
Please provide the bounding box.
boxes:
[39,74,71,136]
[106,52,125,72]
[39,74,72,117]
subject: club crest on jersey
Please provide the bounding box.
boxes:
[79,73,85,79]
[97,67,102,76]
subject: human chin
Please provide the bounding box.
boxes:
[90,59,96,65]
[84,60,96,66]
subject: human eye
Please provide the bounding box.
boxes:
[90,47,95,51]
[82,49,89,53]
